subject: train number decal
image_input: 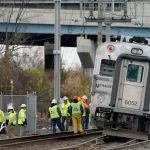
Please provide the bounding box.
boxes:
[125,100,137,106]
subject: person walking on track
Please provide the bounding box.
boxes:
[61,96,70,131]
[18,104,27,137]
[6,105,16,138]
[81,95,90,130]
[69,96,84,135]
[48,99,64,133]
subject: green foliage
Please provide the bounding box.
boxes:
[61,70,91,103]
[0,55,91,113]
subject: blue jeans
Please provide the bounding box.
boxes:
[82,116,89,130]
[52,119,64,133]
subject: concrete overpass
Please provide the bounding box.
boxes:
[0,0,150,76]
[0,1,149,47]
[1,23,150,46]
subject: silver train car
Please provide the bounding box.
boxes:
[91,42,150,140]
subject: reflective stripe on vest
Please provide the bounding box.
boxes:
[7,111,16,125]
[49,105,60,119]
[61,103,70,116]
[71,102,81,115]
[18,109,26,125]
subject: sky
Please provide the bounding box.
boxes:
[14,46,81,70]
[61,47,81,70]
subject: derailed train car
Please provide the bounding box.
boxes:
[91,42,150,140]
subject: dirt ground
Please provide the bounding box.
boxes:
[0,117,52,139]
[36,117,52,134]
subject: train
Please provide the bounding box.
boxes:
[90,40,150,140]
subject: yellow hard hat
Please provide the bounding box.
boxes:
[77,97,81,102]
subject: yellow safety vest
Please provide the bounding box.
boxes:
[0,110,4,123]
[49,105,60,119]
[18,109,26,125]
[71,102,81,115]
[61,103,70,116]
[7,111,16,126]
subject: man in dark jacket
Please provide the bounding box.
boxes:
[48,99,64,133]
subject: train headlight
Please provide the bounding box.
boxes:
[97,94,105,102]
[131,48,143,55]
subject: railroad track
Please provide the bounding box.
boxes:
[2,128,149,150]
[54,135,148,150]
[102,139,150,150]
[0,129,102,149]
[54,135,107,150]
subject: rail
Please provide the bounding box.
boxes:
[54,135,107,150]
[0,129,102,149]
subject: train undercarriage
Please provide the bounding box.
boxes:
[93,107,150,140]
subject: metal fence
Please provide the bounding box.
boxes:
[0,92,37,135]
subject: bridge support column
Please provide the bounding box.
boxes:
[77,36,96,77]
[44,42,54,70]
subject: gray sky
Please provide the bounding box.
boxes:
[15,46,81,70]
[61,47,81,70]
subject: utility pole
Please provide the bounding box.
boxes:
[54,0,61,104]
[105,18,112,42]
[111,0,114,14]
[10,79,13,104]
[85,0,131,43]
[97,0,103,46]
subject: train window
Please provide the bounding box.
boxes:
[100,59,116,77]
[126,64,144,83]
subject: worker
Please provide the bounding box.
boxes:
[69,96,84,135]
[81,95,90,130]
[49,99,64,133]
[6,105,16,138]
[0,109,4,126]
[77,97,81,103]
[0,109,5,134]
[61,96,70,131]
[89,103,91,127]
[18,104,27,137]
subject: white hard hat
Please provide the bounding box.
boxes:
[51,99,57,104]
[7,105,14,110]
[21,104,26,108]
[63,96,68,101]
[82,95,88,100]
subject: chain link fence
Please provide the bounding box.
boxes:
[0,93,37,135]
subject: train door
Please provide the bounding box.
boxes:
[117,59,148,110]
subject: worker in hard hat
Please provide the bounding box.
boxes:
[18,104,27,137]
[49,99,64,133]
[6,105,16,138]
[61,96,70,131]
[0,109,5,134]
[69,96,84,134]
[81,95,89,130]
[0,109,4,126]
[77,97,81,103]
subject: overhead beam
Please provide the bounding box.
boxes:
[85,18,131,23]
[0,0,125,4]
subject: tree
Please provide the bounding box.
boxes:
[61,70,91,103]
[0,1,31,57]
